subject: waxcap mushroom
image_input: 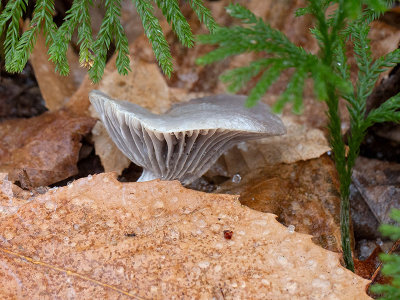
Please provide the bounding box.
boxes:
[89,90,286,185]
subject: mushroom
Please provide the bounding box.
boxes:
[89,90,286,185]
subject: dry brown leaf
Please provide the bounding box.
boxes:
[206,115,330,178]
[91,121,131,174]
[352,157,400,224]
[66,75,97,116]
[0,110,95,187]
[0,174,30,220]
[96,59,175,115]
[0,173,370,299]
[26,21,84,111]
[214,155,343,253]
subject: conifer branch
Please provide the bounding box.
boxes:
[133,0,173,77]
[8,0,57,73]
[187,0,216,33]
[1,0,27,69]
[154,0,194,47]
[0,0,215,81]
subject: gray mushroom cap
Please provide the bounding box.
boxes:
[89,90,286,185]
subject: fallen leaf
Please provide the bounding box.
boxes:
[206,115,330,178]
[27,21,83,111]
[0,109,95,187]
[352,157,400,224]
[0,174,30,220]
[66,75,97,116]
[0,173,370,299]
[90,121,131,174]
[95,59,176,115]
[350,184,381,240]
[354,246,382,280]
[214,155,342,253]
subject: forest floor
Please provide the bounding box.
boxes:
[1,0,400,298]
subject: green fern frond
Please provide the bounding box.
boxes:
[76,0,95,71]
[88,0,119,82]
[133,0,173,77]
[154,0,194,47]
[370,209,400,299]
[187,0,216,33]
[220,58,279,94]
[48,0,90,75]
[274,66,306,114]
[365,93,400,125]
[114,16,131,76]
[7,0,57,73]
[245,59,287,108]
[1,0,27,69]
[0,0,215,81]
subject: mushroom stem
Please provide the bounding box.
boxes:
[137,170,158,182]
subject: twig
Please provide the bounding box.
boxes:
[369,239,400,286]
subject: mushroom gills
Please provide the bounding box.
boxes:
[89,91,286,185]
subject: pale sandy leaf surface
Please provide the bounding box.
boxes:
[213,155,342,253]
[0,173,370,299]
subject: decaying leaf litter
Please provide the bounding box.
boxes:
[1,0,400,298]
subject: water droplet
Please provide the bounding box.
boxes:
[277,255,288,265]
[337,62,341,66]
[210,224,221,233]
[286,281,298,294]
[287,225,295,233]
[232,174,241,183]
[327,150,332,156]
[261,279,270,286]
[87,174,93,181]
[312,278,331,289]
[45,201,57,210]
[67,181,73,188]
[198,261,210,269]
[214,242,223,249]
[153,200,164,209]
[106,220,115,227]
[4,229,15,240]
[197,219,206,228]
